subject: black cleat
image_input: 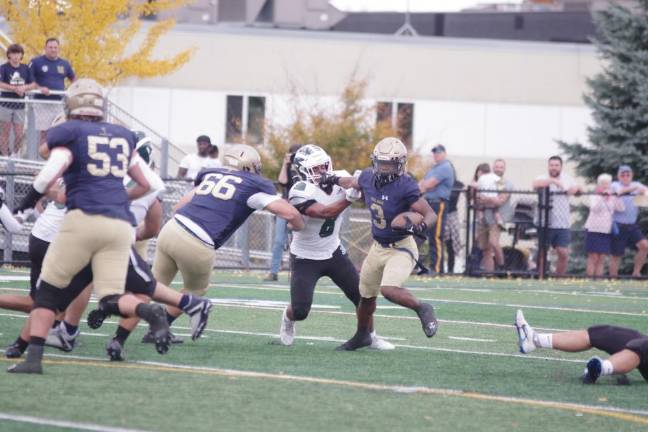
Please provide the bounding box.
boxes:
[7,361,42,374]
[416,303,439,338]
[4,342,25,359]
[147,304,171,355]
[141,331,183,344]
[87,309,108,330]
[106,338,126,362]
[583,356,602,384]
[336,330,372,351]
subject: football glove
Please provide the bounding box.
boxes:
[400,215,427,238]
[14,186,44,214]
[345,188,361,202]
[319,172,340,188]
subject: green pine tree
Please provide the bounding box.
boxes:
[561,0,648,178]
[560,0,648,274]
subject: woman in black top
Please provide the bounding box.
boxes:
[0,44,36,156]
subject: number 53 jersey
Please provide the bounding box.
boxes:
[288,171,349,260]
[176,167,278,249]
[46,119,137,225]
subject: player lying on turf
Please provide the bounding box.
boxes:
[7,79,171,374]
[515,309,648,384]
[149,144,304,335]
[44,139,212,361]
[320,137,439,351]
[278,144,393,350]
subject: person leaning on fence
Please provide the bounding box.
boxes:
[472,163,505,272]
[584,174,623,278]
[0,44,37,156]
[29,38,75,145]
[532,155,581,276]
[418,144,454,275]
[264,143,302,282]
[609,165,648,278]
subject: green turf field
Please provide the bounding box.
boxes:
[0,270,647,431]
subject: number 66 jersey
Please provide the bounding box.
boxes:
[288,170,350,260]
[175,167,278,248]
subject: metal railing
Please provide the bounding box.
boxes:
[0,90,186,177]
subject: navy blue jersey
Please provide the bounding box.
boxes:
[0,63,33,109]
[47,119,136,224]
[358,167,421,244]
[177,167,277,248]
[29,55,75,100]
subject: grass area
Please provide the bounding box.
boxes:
[0,269,647,431]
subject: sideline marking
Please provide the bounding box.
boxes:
[448,336,496,343]
[0,412,151,432]
[2,356,647,426]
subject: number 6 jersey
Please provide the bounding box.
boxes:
[175,167,279,249]
[288,171,349,260]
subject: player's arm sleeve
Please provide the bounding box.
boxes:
[33,148,72,193]
[288,181,317,214]
[0,202,23,233]
[247,192,281,210]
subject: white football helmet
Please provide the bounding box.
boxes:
[371,137,407,187]
[292,144,332,184]
[223,144,262,174]
[133,131,154,167]
[64,78,105,119]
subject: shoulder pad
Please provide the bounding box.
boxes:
[334,169,351,177]
[289,181,318,205]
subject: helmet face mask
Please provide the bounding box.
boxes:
[293,144,333,184]
[223,144,262,174]
[371,137,407,187]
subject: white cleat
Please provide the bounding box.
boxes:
[279,307,295,346]
[45,323,78,353]
[515,309,536,354]
[368,332,395,351]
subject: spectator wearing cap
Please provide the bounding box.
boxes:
[29,37,75,145]
[419,144,455,274]
[609,165,648,277]
[177,135,221,179]
[0,43,37,156]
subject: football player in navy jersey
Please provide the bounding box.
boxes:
[149,144,304,330]
[320,137,439,351]
[7,79,171,374]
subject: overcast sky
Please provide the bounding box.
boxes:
[330,0,523,12]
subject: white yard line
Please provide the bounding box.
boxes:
[448,336,496,343]
[0,413,151,432]
[1,354,647,425]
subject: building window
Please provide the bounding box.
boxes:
[225,95,266,145]
[376,101,414,148]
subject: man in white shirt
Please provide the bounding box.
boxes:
[532,155,581,276]
[177,135,221,179]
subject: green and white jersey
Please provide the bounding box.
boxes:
[288,170,349,260]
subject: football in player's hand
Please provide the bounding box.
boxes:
[391,211,424,230]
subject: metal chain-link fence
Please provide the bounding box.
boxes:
[1,164,646,279]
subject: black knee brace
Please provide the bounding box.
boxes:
[98,294,126,317]
[33,281,65,313]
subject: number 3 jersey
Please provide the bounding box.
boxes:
[288,171,349,260]
[46,119,137,225]
[358,167,421,244]
[175,167,279,249]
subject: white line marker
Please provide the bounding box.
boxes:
[0,412,151,432]
[448,336,496,343]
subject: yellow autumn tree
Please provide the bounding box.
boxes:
[0,0,193,85]
[263,77,425,180]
